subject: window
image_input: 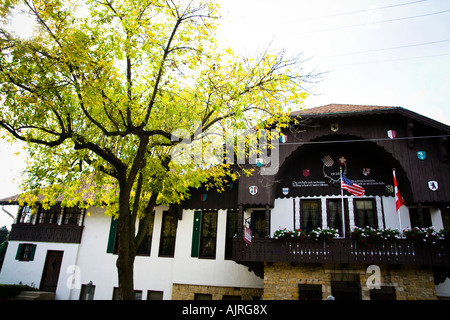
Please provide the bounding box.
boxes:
[136,235,152,256]
[369,286,396,300]
[112,287,142,300]
[136,214,155,256]
[250,210,268,238]
[409,207,432,228]
[354,199,377,228]
[107,214,154,256]
[199,211,218,258]
[134,290,143,300]
[191,211,202,257]
[331,280,362,300]
[225,211,238,260]
[195,293,212,300]
[15,243,37,261]
[327,200,343,231]
[38,204,61,224]
[159,211,177,257]
[442,209,450,230]
[62,206,83,225]
[18,206,33,224]
[331,274,362,300]
[79,283,95,300]
[298,284,322,300]
[147,290,164,300]
[301,200,321,232]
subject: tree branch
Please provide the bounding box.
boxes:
[72,135,126,180]
[139,18,183,129]
[0,120,70,148]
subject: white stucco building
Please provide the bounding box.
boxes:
[1,105,450,300]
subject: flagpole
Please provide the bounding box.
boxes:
[340,167,346,238]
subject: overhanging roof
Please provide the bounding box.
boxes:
[291,104,450,133]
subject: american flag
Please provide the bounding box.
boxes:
[341,174,365,197]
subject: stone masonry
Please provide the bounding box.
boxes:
[172,283,264,300]
[263,262,437,300]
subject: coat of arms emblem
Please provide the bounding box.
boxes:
[417,151,426,160]
[255,158,263,167]
[387,130,396,139]
[249,186,258,195]
[428,181,438,191]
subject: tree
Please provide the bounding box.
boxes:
[0,226,9,271]
[0,0,314,299]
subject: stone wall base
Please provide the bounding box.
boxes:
[263,263,437,300]
[172,283,264,300]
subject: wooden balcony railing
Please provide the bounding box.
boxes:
[232,238,450,266]
[9,223,84,244]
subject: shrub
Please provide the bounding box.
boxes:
[273,228,306,240]
[307,228,339,241]
[403,226,444,244]
[0,284,37,300]
[273,227,338,241]
[351,227,401,242]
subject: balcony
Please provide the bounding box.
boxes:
[232,238,450,267]
[9,223,84,244]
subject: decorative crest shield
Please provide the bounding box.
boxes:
[417,151,426,160]
[321,155,334,167]
[330,123,339,132]
[337,155,347,166]
[387,130,396,139]
[428,181,438,191]
[386,185,394,194]
[249,186,258,195]
[255,158,263,167]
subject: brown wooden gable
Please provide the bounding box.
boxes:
[181,180,239,211]
[237,104,450,207]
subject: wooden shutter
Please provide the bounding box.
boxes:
[15,243,23,260]
[191,210,202,257]
[107,217,118,254]
[29,244,37,261]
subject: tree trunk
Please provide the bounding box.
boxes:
[116,248,135,300]
[114,167,158,300]
[116,190,137,300]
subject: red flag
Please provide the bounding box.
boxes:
[244,225,252,245]
[393,170,405,212]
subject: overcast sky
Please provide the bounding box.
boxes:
[217,0,450,123]
[1,0,449,227]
